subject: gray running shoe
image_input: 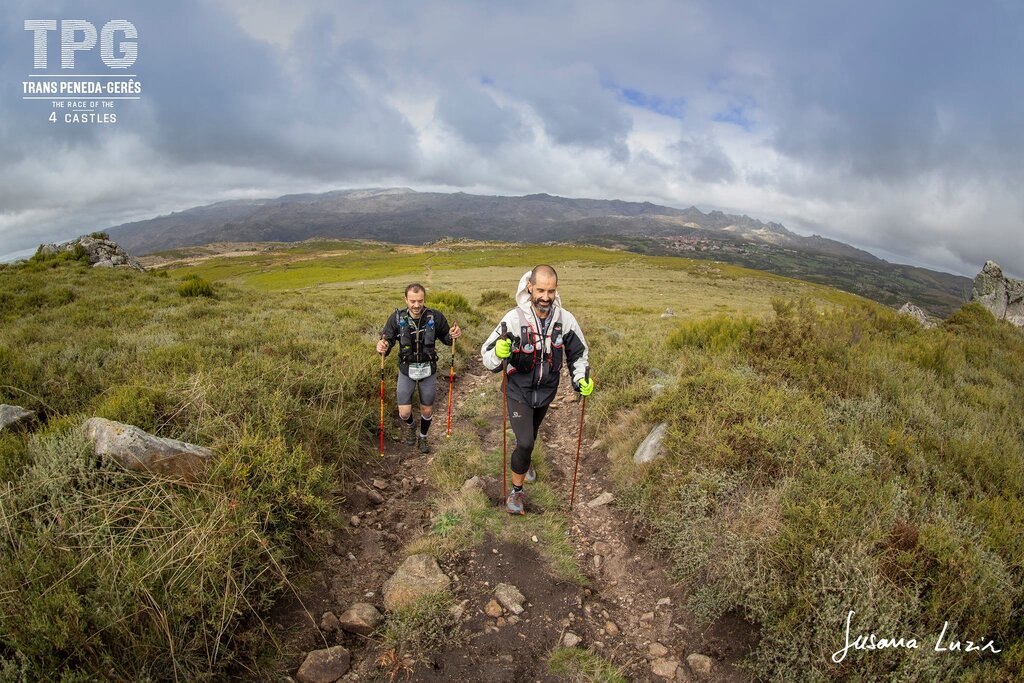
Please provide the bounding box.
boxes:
[525,464,537,482]
[403,423,416,445]
[417,435,431,454]
[506,489,525,515]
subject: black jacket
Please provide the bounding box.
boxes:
[381,307,454,377]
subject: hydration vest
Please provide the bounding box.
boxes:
[507,307,564,381]
[396,307,438,365]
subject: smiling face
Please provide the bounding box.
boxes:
[405,287,425,318]
[528,271,557,317]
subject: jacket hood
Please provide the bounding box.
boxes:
[515,270,562,312]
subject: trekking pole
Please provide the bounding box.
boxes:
[569,366,590,511]
[446,323,456,437]
[500,322,508,498]
[485,322,514,498]
[378,337,386,457]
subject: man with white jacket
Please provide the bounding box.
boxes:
[480,265,594,514]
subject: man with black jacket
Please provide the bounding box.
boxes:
[377,283,461,453]
[480,265,594,514]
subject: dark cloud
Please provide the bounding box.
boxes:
[1,0,1022,277]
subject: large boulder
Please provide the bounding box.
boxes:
[971,260,1024,326]
[37,235,145,272]
[382,554,451,611]
[633,423,668,465]
[81,417,214,481]
[0,404,35,431]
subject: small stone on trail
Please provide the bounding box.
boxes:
[593,556,603,569]
[296,646,350,683]
[319,611,339,633]
[657,597,672,606]
[485,599,503,618]
[494,583,526,615]
[366,489,385,505]
[640,611,656,623]
[593,541,611,555]
[508,615,520,625]
[686,654,714,678]
[651,657,680,679]
[604,621,620,636]
[649,642,669,657]
[562,632,582,648]
[461,476,487,494]
[382,554,452,611]
[449,600,469,620]
[531,535,539,543]
[496,617,507,627]
[338,603,383,635]
[349,515,360,527]
[587,491,614,508]
[372,478,388,490]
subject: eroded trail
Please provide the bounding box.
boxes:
[269,356,755,682]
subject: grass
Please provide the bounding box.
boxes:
[605,299,1024,682]
[378,592,466,672]
[547,646,628,683]
[5,238,1019,681]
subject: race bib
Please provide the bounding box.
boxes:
[408,362,431,380]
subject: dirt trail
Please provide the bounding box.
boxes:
[267,356,755,682]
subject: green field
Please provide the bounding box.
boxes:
[1,240,1021,681]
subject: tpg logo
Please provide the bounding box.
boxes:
[24,20,137,69]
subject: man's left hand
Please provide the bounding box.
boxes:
[451,324,462,340]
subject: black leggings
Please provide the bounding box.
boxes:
[506,398,549,475]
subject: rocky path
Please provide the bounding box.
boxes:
[267,357,755,682]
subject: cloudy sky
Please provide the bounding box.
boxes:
[2,0,1021,276]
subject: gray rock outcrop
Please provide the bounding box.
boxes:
[37,235,145,271]
[971,260,1024,327]
[633,423,668,464]
[898,302,935,328]
[81,417,214,481]
[0,404,36,431]
[382,554,451,611]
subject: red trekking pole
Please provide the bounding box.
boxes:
[378,338,386,456]
[446,325,456,437]
[569,366,590,510]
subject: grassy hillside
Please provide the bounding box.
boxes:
[1,240,1020,681]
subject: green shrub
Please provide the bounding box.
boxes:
[93,385,171,432]
[178,277,214,298]
[478,288,512,308]
[381,592,466,667]
[666,313,756,352]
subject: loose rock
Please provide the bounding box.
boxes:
[366,489,385,505]
[652,657,679,679]
[686,653,714,678]
[295,646,350,683]
[338,603,383,635]
[0,405,35,431]
[319,611,339,634]
[649,642,669,657]
[485,599,503,618]
[81,417,214,481]
[587,491,615,508]
[382,554,452,611]
[494,583,526,615]
[372,478,388,490]
[604,621,620,637]
[633,423,668,465]
[562,632,582,648]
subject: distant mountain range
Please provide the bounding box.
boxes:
[106,187,971,315]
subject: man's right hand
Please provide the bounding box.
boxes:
[494,338,512,359]
[376,339,388,354]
